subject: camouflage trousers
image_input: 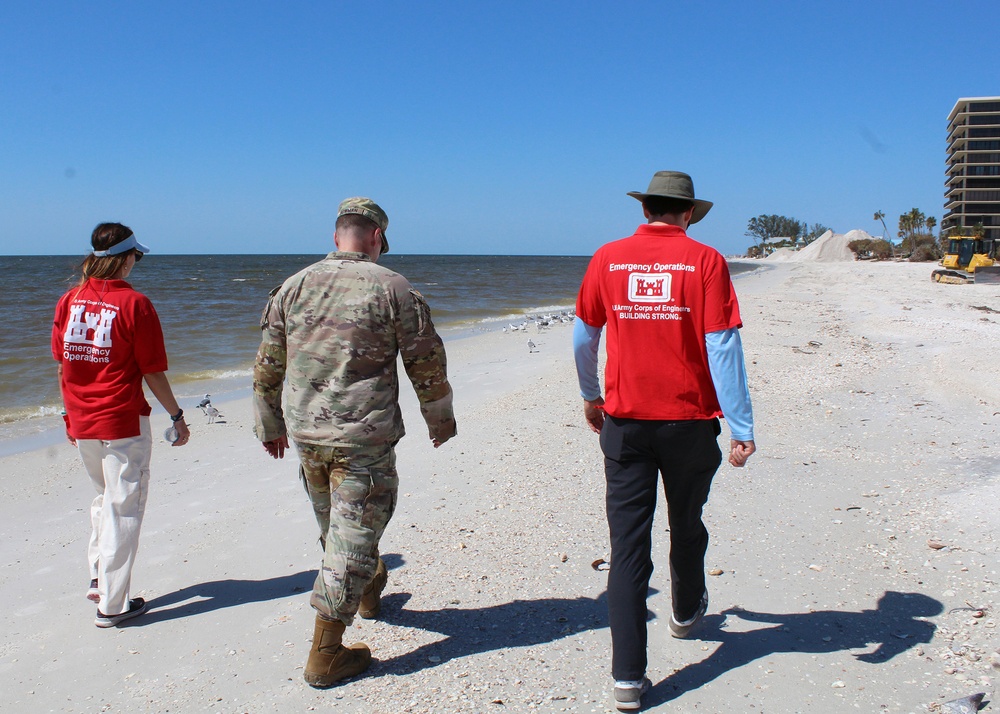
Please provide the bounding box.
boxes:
[296,441,399,625]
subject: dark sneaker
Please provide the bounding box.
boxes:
[87,579,99,603]
[669,591,708,639]
[614,677,651,711]
[95,598,148,628]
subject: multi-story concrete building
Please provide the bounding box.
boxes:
[944,96,1000,254]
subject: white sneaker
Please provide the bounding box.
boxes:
[614,677,651,711]
[669,591,709,639]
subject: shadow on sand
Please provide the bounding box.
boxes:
[368,588,939,692]
[128,554,941,708]
[372,590,610,675]
[136,570,316,625]
[644,590,943,707]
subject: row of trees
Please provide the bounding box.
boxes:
[744,215,831,258]
[873,208,940,261]
[862,208,983,261]
[745,208,959,261]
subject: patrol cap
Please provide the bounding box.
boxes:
[337,197,389,254]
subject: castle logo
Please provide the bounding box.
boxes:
[628,272,672,303]
[64,304,117,347]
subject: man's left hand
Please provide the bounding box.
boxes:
[262,435,289,459]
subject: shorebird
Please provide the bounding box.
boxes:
[204,405,222,423]
[197,394,212,409]
[527,340,538,353]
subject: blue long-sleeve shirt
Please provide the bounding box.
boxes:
[573,317,754,441]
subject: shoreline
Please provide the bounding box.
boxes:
[0,304,579,457]
[2,260,998,712]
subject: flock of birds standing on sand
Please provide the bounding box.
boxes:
[501,309,575,353]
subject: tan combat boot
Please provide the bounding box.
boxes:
[358,557,388,620]
[303,616,371,687]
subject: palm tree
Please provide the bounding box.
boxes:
[874,211,894,258]
[898,208,926,254]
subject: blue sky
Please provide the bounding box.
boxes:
[1,2,996,257]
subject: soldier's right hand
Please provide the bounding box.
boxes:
[262,435,289,459]
[430,419,457,448]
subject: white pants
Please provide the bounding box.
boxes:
[77,417,152,616]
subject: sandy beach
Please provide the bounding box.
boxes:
[2,260,999,713]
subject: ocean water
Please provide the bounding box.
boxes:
[6,253,756,427]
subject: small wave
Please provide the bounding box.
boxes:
[523,303,577,315]
[232,278,249,282]
[438,303,576,329]
[177,368,253,382]
[478,303,576,323]
[0,404,62,425]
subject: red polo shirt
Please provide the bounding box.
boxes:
[576,223,742,420]
[52,279,168,440]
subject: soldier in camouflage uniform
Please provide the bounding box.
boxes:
[252,197,457,687]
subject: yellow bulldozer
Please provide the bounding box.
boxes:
[932,237,998,284]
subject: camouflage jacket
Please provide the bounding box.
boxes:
[252,251,455,447]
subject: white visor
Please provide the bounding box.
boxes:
[92,233,151,257]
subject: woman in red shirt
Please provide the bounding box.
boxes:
[52,222,190,628]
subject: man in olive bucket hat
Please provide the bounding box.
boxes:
[253,197,457,687]
[573,171,755,710]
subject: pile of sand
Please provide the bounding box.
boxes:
[793,230,856,262]
[842,229,877,244]
[764,230,857,262]
[764,246,798,262]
